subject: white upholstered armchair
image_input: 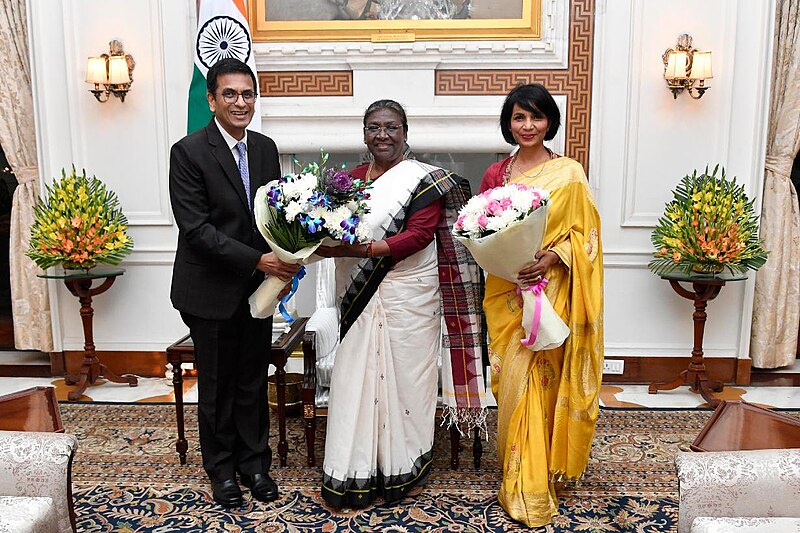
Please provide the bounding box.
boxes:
[675,448,800,533]
[0,430,78,533]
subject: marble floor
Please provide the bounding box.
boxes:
[2,355,800,409]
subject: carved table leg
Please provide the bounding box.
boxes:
[64,276,137,401]
[649,280,724,407]
[172,361,187,465]
[304,403,316,467]
[450,427,460,469]
[473,427,482,469]
[276,364,288,467]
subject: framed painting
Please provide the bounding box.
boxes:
[248,0,542,42]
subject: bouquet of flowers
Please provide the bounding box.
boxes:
[649,165,768,276]
[249,152,372,318]
[26,167,133,270]
[454,183,569,351]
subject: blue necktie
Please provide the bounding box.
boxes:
[235,141,251,211]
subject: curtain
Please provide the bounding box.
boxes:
[750,0,800,368]
[0,0,53,351]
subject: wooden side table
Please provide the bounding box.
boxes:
[40,268,138,401]
[691,400,800,451]
[167,316,309,467]
[0,386,64,432]
[648,268,747,407]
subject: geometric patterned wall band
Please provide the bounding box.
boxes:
[258,71,353,97]
[435,0,595,169]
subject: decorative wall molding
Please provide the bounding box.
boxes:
[432,0,596,170]
[62,0,174,226]
[259,71,353,97]
[252,0,569,71]
[620,0,735,229]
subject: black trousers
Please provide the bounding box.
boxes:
[181,301,272,481]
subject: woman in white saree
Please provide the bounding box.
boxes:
[314,100,487,508]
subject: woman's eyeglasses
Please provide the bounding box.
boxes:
[364,124,403,135]
[219,89,257,104]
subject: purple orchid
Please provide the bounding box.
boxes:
[303,215,325,234]
[267,187,282,207]
[340,215,359,244]
[310,191,332,208]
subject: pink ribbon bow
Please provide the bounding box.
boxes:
[517,277,549,347]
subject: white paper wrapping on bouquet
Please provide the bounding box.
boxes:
[455,205,569,351]
[249,184,324,319]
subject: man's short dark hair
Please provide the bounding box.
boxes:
[206,58,257,96]
[499,84,561,145]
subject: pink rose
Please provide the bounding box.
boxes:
[531,191,541,209]
[499,197,513,209]
[456,214,466,228]
[477,214,489,228]
[487,200,503,216]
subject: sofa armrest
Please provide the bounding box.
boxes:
[0,430,78,532]
[690,516,800,533]
[675,448,800,533]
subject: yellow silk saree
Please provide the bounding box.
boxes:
[483,156,604,527]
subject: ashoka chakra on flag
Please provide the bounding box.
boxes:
[196,15,251,69]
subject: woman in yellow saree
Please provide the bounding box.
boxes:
[480,84,604,527]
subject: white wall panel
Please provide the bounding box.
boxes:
[593,0,773,360]
[61,0,172,225]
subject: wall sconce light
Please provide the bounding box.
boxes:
[662,33,713,100]
[85,40,135,103]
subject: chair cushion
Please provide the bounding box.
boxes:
[0,431,77,533]
[316,350,337,389]
[691,516,800,533]
[0,495,58,533]
[307,307,339,359]
[676,448,800,533]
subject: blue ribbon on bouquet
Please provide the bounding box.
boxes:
[278,266,306,323]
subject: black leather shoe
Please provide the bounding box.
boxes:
[211,478,243,507]
[240,473,279,502]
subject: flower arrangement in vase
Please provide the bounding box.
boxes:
[26,167,133,271]
[649,165,768,276]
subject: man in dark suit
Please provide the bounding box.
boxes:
[169,58,299,507]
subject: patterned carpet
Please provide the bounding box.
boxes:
[62,404,742,532]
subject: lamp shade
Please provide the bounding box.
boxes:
[85,56,108,84]
[107,56,130,84]
[690,51,713,80]
[664,51,689,79]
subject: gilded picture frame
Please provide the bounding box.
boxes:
[248,0,542,42]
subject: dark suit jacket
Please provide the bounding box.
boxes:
[169,118,280,320]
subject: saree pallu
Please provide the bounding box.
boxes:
[484,157,604,527]
[322,160,486,508]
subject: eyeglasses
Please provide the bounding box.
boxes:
[364,124,403,135]
[219,89,257,104]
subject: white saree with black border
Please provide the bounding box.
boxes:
[321,159,487,508]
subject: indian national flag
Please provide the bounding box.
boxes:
[187,0,262,134]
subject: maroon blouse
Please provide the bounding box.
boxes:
[479,158,512,194]
[351,163,443,262]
